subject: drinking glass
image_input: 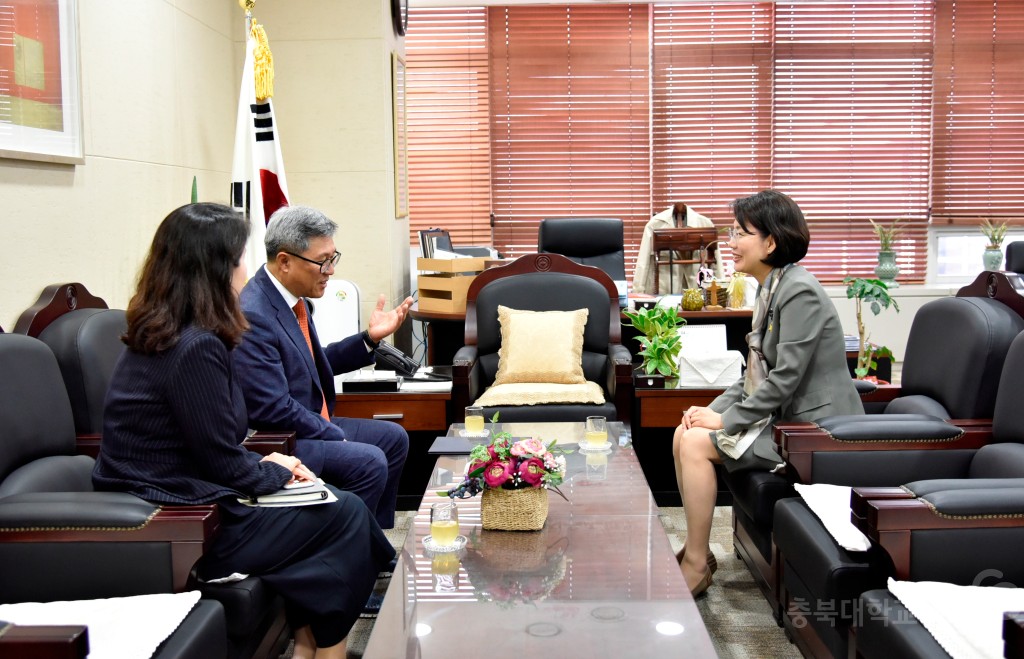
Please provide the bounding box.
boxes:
[464,406,485,435]
[430,501,460,548]
[584,416,608,448]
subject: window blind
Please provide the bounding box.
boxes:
[932,0,1024,226]
[772,1,934,283]
[488,5,651,270]
[405,8,493,248]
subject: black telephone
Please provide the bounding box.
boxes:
[373,342,452,381]
[374,342,420,377]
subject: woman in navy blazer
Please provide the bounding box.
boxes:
[672,191,863,597]
[93,203,394,659]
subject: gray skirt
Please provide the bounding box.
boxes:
[710,427,784,473]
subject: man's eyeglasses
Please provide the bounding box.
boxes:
[286,251,341,274]
[727,227,757,240]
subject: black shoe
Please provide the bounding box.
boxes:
[360,592,385,618]
[378,556,398,579]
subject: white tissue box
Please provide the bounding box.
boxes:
[677,350,744,388]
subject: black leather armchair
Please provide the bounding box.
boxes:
[723,293,1024,631]
[771,327,1024,659]
[452,254,633,422]
[0,332,229,658]
[13,284,291,659]
[538,217,626,281]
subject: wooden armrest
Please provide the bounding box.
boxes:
[855,497,1024,579]
[243,431,296,456]
[75,434,102,459]
[1,505,219,592]
[777,422,993,484]
[0,623,88,659]
[851,486,914,524]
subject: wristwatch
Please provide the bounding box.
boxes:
[362,330,380,350]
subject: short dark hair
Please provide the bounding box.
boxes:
[124,203,250,354]
[731,189,809,267]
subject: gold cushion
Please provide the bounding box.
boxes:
[475,382,605,407]
[493,306,589,385]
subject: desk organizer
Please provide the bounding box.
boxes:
[416,257,487,313]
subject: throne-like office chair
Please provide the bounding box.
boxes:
[452,254,632,422]
[770,314,1024,658]
[11,283,292,659]
[538,217,626,281]
[722,292,1024,631]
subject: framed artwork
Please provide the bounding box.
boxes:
[392,52,408,218]
[0,0,83,164]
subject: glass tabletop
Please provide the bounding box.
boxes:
[363,422,715,658]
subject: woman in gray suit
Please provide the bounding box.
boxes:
[672,190,862,596]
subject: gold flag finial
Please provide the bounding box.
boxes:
[250,21,274,101]
[239,0,255,11]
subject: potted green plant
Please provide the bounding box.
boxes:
[869,219,901,288]
[980,219,1009,271]
[844,277,900,380]
[623,305,687,384]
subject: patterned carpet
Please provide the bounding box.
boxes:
[283,507,800,658]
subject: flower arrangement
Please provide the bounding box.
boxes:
[439,428,568,500]
[869,219,902,252]
[980,219,1009,249]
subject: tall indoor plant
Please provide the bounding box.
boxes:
[980,219,1008,271]
[623,305,687,380]
[844,277,899,380]
[870,219,901,288]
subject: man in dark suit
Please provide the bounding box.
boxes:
[235,205,413,529]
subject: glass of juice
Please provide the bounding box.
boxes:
[430,501,460,549]
[464,406,485,436]
[584,415,608,448]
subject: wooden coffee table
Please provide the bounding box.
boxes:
[363,421,716,657]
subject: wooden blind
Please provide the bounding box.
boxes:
[405,8,493,247]
[932,0,1024,225]
[651,2,774,265]
[488,5,651,270]
[772,2,934,283]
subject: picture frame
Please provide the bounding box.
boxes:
[392,51,408,218]
[0,0,84,164]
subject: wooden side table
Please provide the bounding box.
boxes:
[335,390,451,510]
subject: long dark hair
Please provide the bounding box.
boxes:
[124,203,250,353]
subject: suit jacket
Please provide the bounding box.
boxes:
[709,265,863,462]
[235,267,374,443]
[93,326,290,505]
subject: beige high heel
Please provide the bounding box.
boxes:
[689,567,713,597]
[675,544,719,574]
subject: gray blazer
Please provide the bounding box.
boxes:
[709,265,863,463]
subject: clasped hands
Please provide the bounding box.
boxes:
[261,452,317,483]
[366,294,414,344]
[682,406,724,431]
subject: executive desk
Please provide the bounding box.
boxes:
[411,302,753,366]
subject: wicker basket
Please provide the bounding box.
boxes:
[481,487,549,531]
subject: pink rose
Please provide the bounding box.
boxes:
[517,457,546,487]
[467,459,488,476]
[511,438,546,458]
[484,460,513,488]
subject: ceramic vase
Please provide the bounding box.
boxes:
[875,250,899,288]
[983,247,1004,271]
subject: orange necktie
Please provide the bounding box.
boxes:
[294,299,331,421]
